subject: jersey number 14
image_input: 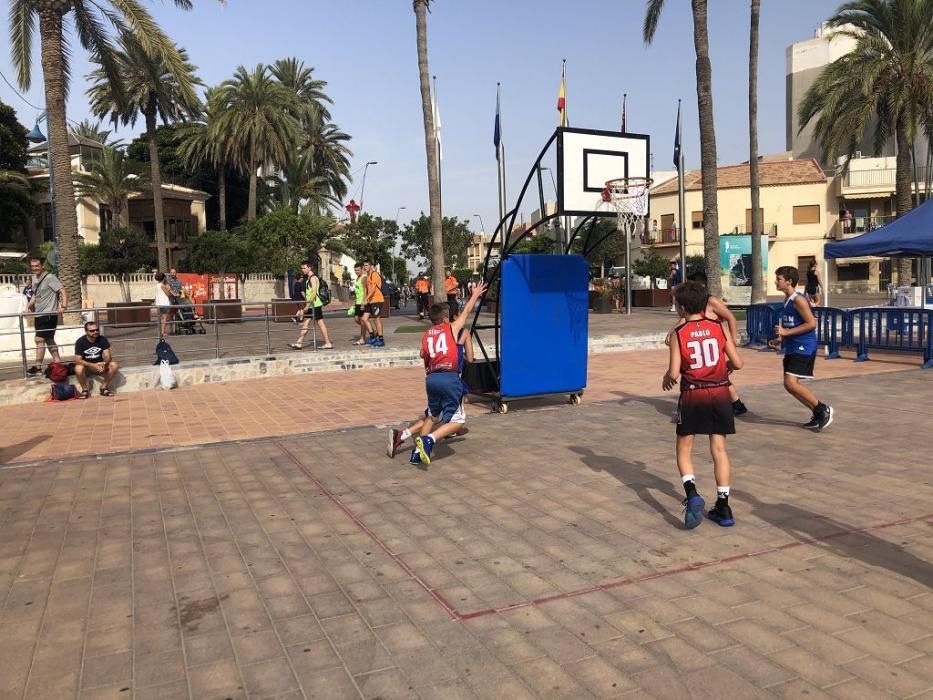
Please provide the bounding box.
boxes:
[426,333,448,358]
[686,338,720,369]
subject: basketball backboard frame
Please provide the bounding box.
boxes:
[556,127,650,218]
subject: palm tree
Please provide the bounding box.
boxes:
[0,170,34,247]
[178,86,236,229]
[270,58,351,214]
[799,0,933,285]
[70,119,111,144]
[73,145,146,228]
[644,0,722,296]
[748,0,765,303]
[87,34,201,272]
[9,0,197,309]
[413,0,446,299]
[215,64,301,221]
[270,57,333,121]
[301,107,352,210]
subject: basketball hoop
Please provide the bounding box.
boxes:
[602,176,652,234]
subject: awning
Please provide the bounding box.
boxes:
[839,190,892,201]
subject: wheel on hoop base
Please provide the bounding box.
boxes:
[569,393,582,406]
[495,400,509,415]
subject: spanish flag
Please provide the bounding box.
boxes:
[557,60,567,127]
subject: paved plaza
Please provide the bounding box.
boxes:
[1,348,932,699]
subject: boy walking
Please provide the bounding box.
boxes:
[289,261,333,350]
[663,281,744,529]
[361,260,385,347]
[772,266,833,430]
[387,282,486,464]
[351,263,371,345]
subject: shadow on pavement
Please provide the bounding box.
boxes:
[1,435,51,466]
[570,445,683,529]
[743,492,933,589]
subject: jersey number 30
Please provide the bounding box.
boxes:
[426,334,448,358]
[686,338,720,369]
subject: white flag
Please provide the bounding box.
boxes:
[432,79,442,162]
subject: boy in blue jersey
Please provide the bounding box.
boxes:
[771,266,833,431]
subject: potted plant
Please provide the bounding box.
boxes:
[591,278,616,313]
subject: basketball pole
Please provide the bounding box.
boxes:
[625,220,632,315]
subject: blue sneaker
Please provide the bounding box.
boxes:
[409,447,421,464]
[367,337,378,345]
[415,435,434,465]
[683,495,705,530]
[374,338,385,347]
[707,499,735,527]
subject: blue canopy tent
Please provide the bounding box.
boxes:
[824,199,933,307]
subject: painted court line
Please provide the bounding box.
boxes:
[274,441,933,622]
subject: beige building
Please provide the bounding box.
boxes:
[467,231,501,271]
[13,134,208,269]
[650,158,835,301]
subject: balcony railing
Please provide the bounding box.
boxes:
[832,215,895,239]
[844,166,930,188]
[643,227,680,246]
[727,223,779,239]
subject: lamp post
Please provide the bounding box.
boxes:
[359,161,378,213]
[472,213,486,234]
[27,119,57,260]
[393,206,407,258]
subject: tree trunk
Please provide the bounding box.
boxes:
[692,0,722,297]
[218,167,227,230]
[120,274,131,303]
[247,142,257,221]
[748,0,765,303]
[414,0,446,297]
[145,99,168,272]
[38,7,82,310]
[895,120,913,285]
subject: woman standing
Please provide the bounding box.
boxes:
[154,272,173,338]
[805,260,822,306]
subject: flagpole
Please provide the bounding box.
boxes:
[677,99,687,272]
[433,75,442,214]
[495,83,507,230]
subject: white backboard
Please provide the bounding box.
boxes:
[557,128,650,217]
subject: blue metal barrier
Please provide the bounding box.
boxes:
[849,307,933,368]
[811,306,848,359]
[746,303,782,350]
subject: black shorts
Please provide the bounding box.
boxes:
[34,314,58,342]
[354,304,365,317]
[783,353,815,379]
[305,306,323,321]
[364,303,382,317]
[677,386,735,436]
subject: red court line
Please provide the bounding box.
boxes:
[274,442,933,623]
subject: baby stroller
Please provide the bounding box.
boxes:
[176,297,207,335]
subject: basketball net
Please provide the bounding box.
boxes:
[601,177,652,236]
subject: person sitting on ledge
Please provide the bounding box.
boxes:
[74,321,120,398]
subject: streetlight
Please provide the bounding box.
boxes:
[472,213,486,233]
[360,161,378,213]
[393,206,407,258]
[27,118,57,264]
[394,206,407,225]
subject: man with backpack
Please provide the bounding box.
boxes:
[289,261,333,350]
[361,259,386,347]
[25,255,67,376]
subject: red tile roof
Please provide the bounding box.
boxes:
[652,158,827,195]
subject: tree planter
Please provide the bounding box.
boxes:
[592,296,615,313]
[206,300,243,323]
[106,302,151,327]
[271,298,304,323]
[632,289,671,307]
[484,301,498,314]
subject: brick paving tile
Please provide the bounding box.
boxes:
[2,363,933,698]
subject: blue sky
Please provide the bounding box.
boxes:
[1,0,842,235]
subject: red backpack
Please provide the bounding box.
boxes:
[47,362,69,383]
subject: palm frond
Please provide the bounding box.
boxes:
[9,0,34,91]
[643,0,666,45]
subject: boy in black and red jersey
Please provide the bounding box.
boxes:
[387,281,486,465]
[663,281,744,529]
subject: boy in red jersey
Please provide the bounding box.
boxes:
[387,281,486,464]
[663,281,744,529]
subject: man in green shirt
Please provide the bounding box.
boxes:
[289,260,333,350]
[351,263,372,346]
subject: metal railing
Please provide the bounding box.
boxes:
[0,300,329,380]
[844,166,930,188]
